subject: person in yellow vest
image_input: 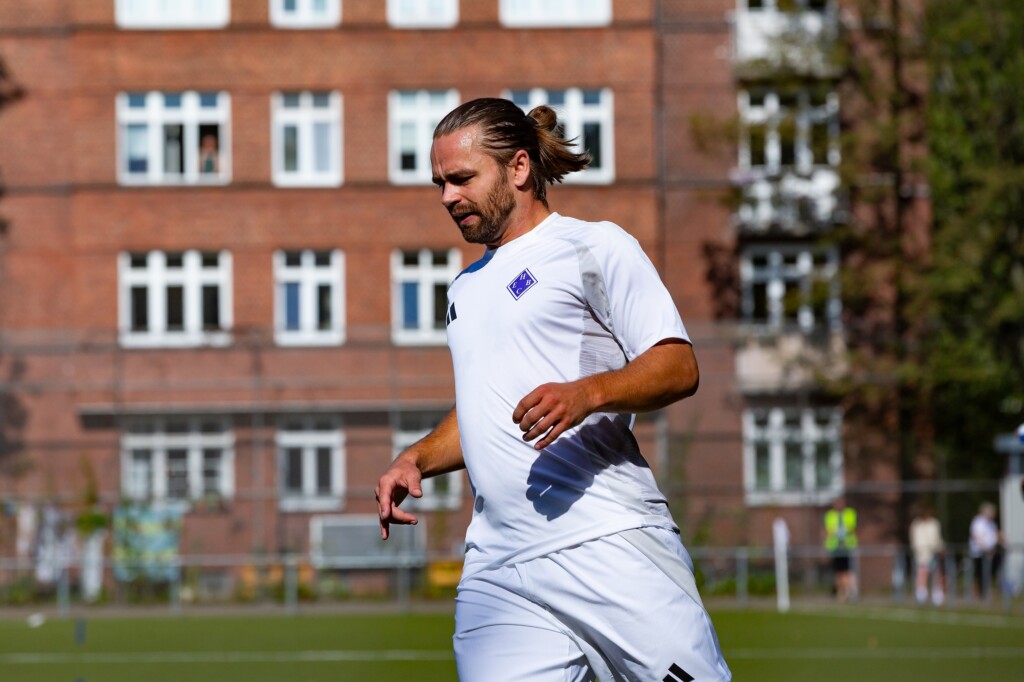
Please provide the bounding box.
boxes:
[824,497,858,602]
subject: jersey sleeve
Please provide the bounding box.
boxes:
[579,223,690,361]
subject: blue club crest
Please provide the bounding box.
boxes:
[507,268,538,300]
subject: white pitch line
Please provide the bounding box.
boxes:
[804,606,1024,629]
[725,647,1024,660]
[0,650,454,665]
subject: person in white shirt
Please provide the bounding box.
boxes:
[909,502,945,605]
[376,98,730,682]
[969,501,1001,599]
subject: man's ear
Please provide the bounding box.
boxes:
[509,149,531,190]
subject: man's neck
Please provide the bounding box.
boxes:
[489,200,552,248]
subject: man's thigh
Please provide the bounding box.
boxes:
[527,528,731,682]
[454,568,597,682]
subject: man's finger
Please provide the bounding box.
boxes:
[512,390,544,424]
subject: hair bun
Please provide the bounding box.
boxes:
[528,105,559,133]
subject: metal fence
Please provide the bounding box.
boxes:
[2,541,1021,616]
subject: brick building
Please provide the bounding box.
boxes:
[0,1,906,596]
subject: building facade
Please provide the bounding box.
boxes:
[0,0,905,596]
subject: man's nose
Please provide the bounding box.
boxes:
[441,184,461,209]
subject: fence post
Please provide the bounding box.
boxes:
[284,556,298,614]
[169,561,181,614]
[57,566,70,616]
[944,552,957,605]
[891,547,906,602]
[736,547,748,607]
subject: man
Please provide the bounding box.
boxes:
[823,497,858,603]
[376,98,730,682]
[969,501,1001,599]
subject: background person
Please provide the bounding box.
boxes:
[909,501,945,605]
[824,496,858,602]
[969,501,1002,600]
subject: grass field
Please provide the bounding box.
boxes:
[1,603,1022,681]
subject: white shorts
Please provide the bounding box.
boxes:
[454,527,731,682]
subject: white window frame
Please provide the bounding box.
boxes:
[117,91,232,186]
[277,416,346,512]
[271,91,343,187]
[393,416,463,511]
[499,0,611,27]
[273,249,345,346]
[269,0,341,28]
[387,0,458,28]
[740,245,839,331]
[118,250,233,348]
[743,406,843,506]
[388,89,460,185]
[506,87,615,184]
[115,0,230,29]
[121,417,235,506]
[391,248,461,345]
[738,88,839,177]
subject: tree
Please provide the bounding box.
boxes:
[923,0,1024,531]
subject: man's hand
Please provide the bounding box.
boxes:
[375,455,423,540]
[513,380,594,451]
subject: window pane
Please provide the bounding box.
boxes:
[127,93,147,108]
[166,286,184,331]
[126,124,149,173]
[163,124,184,175]
[285,251,302,267]
[167,449,189,499]
[284,447,303,494]
[282,92,300,108]
[166,253,184,268]
[202,285,220,330]
[317,284,332,330]
[314,251,331,267]
[202,449,221,496]
[313,122,330,173]
[199,92,219,108]
[754,443,770,490]
[284,282,300,331]
[400,123,417,171]
[131,286,149,331]
[749,125,766,166]
[583,122,602,169]
[311,92,330,108]
[751,282,768,322]
[814,443,833,489]
[402,281,419,330]
[163,93,182,108]
[315,447,332,494]
[283,125,299,172]
[130,449,153,498]
[582,89,601,105]
[548,89,566,106]
[433,283,448,330]
[431,250,449,266]
[784,443,803,490]
[198,125,220,175]
[201,252,220,268]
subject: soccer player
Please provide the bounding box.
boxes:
[376,98,731,682]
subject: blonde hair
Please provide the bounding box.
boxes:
[433,97,590,203]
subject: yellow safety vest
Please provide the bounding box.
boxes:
[824,507,858,551]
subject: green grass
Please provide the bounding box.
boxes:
[0,603,1021,681]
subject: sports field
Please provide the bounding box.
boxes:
[1,603,1021,681]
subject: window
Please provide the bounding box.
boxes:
[391,248,461,345]
[743,407,842,505]
[507,87,615,183]
[277,417,345,512]
[118,91,231,185]
[121,418,234,504]
[115,0,229,29]
[118,250,233,348]
[393,414,463,511]
[270,0,341,28]
[387,0,458,28]
[500,0,611,27]
[389,90,460,185]
[739,88,838,176]
[739,0,833,13]
[271,91,343,187]
[274,249,345,345]
[740,246,839,331]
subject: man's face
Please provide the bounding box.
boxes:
[430,126,516,246]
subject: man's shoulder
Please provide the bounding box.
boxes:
[547,214,637,249]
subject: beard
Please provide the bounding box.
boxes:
[451,175,516,246]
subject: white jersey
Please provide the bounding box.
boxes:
[446,213,690,576]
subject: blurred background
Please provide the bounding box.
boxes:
[0,0,1021,613]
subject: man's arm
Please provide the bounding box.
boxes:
[512,339,698,450]
[375,406,464,540]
